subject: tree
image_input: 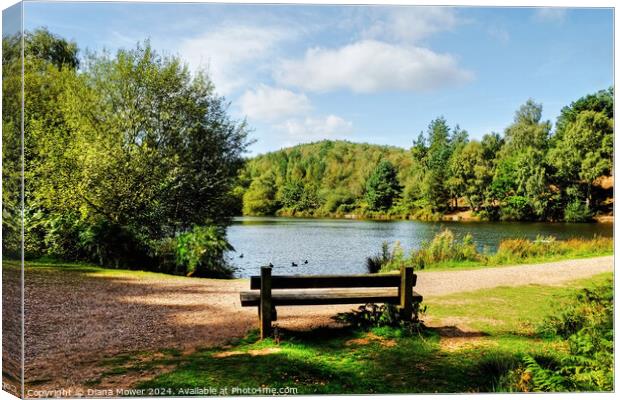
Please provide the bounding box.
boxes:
[421,117,452,211]
[548,110,613,208]
[492,100,552,220]
[554,88,613,142]
[365,160,402,211]
[242,173,278,215]
[2,33,23,257]
[445,125,469,209]
[448,141,493,211]
[25,28,79,70]
[34,41,250,266]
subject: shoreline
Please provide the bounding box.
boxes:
[236,213,614,224]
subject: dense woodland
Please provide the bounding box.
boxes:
[1,29,614,277]
[238,91,614,222]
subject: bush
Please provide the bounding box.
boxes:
[563,200,593,222]
[498,279,613,392]
[371,230,612,273]
[380,229,480,272]
[368,241,407,273]
[415,229,479,265]
[40,213,88,260]
[148,237,182,275]
[78,219,150,269]
[333,302,426,335]
[490,235,612,265]
[176,225,235,278]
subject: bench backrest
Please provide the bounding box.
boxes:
[250,268,416,290]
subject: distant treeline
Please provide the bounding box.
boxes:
[237,90,613,222]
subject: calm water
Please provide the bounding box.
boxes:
[226,217,613,278]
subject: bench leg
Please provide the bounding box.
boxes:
[260,267,272,339]
[257,305,277,321]
[399,266,413,321]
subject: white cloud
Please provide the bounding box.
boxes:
[277,115,353,140]
[239,85,312,122]
[275,40,473,93]
[363,7,460,43]
[533,8,567,23]
[179,25,289,94]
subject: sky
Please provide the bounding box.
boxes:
[18,1,614,155]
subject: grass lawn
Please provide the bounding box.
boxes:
[15,259,192,280]
[89,272,612,395]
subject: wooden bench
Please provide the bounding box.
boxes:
[240,266,423,339]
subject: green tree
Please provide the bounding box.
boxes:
[554,87,613,142]
[33,41,249,266]
[365,160,402,211]
[23,29,81,257]
[2,33,23,257]
[421,117,452,211]
[242,173,278,215]
[548,110,613,208]
[445,126,469,209]
[492,100,552,220]
[448,141,493,211]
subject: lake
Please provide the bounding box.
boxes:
[226,217,613,278]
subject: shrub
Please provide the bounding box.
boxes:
[148,237,182,275]
[490,235,612,265]
[498,279,613,392]
[176,225,235,278]
[415,229,479,265]
[78,219,151,269]
[333,302,426,335]
[366,241,390,273]
[367,241,406,273]
[380,229,480,272]
[39,212,86,260]
[563,200,593,222]
[371,230,612,273]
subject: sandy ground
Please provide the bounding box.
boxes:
[17,256,613,393]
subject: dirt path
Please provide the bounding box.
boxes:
[21,256,612,392]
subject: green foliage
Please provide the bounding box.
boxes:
[380,229,479,272]
[25,28,79,70]
[366,241,404,273]
[500,279,613,392]
[176,226,235,278]
[3,33,25,258]
[7,30,249,273]
[237,140,415,217]
[410,230,479,269]
[548,110,613,210]
[238,90,612,222]
[563,200,593,222]
[242,173,279,216]
[333,302,426,334]
[364,160,402,211]
[376,230,612,272]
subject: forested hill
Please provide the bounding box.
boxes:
[236,140,415,216]
[235,89,614,222]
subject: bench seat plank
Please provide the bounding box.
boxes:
[249,273,406,289]
[240,288,423,307]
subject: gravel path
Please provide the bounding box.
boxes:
[20,256,612,392]
[415,256,614,297]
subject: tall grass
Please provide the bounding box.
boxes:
[375,229,612,273]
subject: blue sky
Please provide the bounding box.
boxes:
[21,2,613,155]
